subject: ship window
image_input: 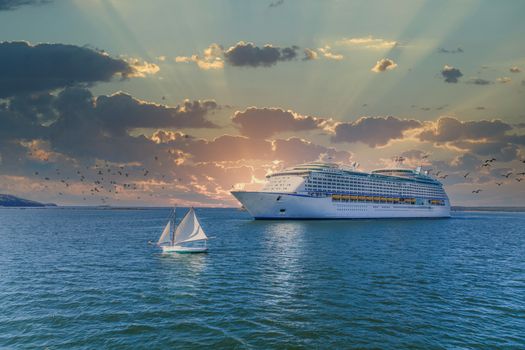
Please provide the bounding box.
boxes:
[279,208,286,213]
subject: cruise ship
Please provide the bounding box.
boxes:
[231,162,450,219]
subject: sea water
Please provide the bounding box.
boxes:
[0,208,524,349]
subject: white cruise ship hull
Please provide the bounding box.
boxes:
[232,191,450,219]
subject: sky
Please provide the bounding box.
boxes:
[1,0,524,207]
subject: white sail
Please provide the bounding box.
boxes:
[173,208,208,244]
[157,221,171,245]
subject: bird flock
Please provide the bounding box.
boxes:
[31,152,182,204]
[424,157,525,194]
[29,150,525,203]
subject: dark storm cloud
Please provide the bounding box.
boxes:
[438,47,463,54]
[332,116,422,147]
[94,92,218,133]
[418,117,524,162]
[441,65,463,83]
[418,117,513,143]
[0,87,220,162]
[466,78,493,85]
[224,41,299,67]
[0,0,49,10]
[232,107,325,139]
[0,41,134,97]
[449,141,519,162]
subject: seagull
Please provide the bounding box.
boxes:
[481,163,491,167]
[502,172,512,178]
[517,178,523,182]
[440,174,448,179]
[435,171,442,176]
[495,182,503,186]
[517,172,525,176]
[484,158,496,163]
[472,189,482,193]
[463,172,470,179]
[422,154,429,159]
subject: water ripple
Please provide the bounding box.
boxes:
[1,208,524,349]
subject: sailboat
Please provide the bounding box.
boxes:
[157,207,208,253]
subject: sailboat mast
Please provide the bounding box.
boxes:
[171,207,176,245]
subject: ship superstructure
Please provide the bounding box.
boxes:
[231,162,450,219]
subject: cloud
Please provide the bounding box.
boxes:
[449,141,519,162]
[441,65,463,83]
[371,58,397,72]
[269,0,284,8]
[466,78,493,85]
[417,117,525,162]
[332,116,422,147]
[438,47,463,54]
[223,41,299,67]
[175,42,302,69]
[232,107,326,139]
[0,0,49,10]
[0,87,220,163]
[303,48,318,61]
[123,58,160,77]
[0,41,136,97]
[418,117,513,143]
[93,92,219,132]
[302,46,343,61]
[337,36,398,49]
[509,66,521,73]
[400,149,428,161]
[159,133,351,165]
[272,138,352,164]
[317,46,343,60]
[175,43,225,70]
[497,77,511,84]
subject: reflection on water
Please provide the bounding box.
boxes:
[258,221,309,309]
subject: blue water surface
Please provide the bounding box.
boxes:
[0,208,524,349]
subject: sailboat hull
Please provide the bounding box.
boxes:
[161,245,208,254]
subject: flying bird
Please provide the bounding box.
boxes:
[472,189,482,193]
[516,178,523,182]
[463,172,470,178]
[481,163,491,167]
[484,158,496,163]
[502,172,512,178]
[439,174,448,179]
[495,182,503,186]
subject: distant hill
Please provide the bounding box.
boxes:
[0,194,56,207]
